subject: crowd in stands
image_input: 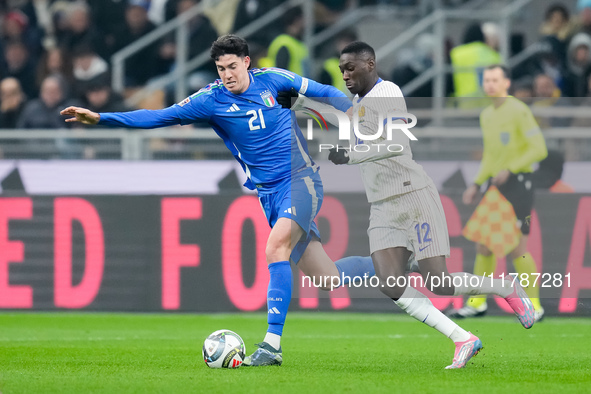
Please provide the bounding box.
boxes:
[0,0,589,140]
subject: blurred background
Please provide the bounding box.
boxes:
[0,0,589,315]
[0,0,590,160]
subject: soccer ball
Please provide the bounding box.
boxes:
[202,329,246,369]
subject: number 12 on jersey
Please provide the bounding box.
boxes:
[415,222,432,244]
[247,109,266,131]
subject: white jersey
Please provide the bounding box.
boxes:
[349,80,430,202]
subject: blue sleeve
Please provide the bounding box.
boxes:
[300,78,351,112]
[268,67,351,112]
[98,107,182,128]
[98,88,214,128]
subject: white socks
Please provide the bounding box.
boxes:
[263,332,281,350]
[451,272,512,298]
[395,286,470,343]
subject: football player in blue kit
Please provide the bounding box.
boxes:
[61,35,374,367]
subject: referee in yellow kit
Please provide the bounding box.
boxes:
[449,65,548,321]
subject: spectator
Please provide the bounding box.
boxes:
[532,73,571,128]
[575,0,591,36]
[391,33,437,99]
[513,36,567,90]
[71,46,109,99]
[155,0,218,101]
[314,0,352,32]
[0,77,26,129]
[511,77,534,104]
[82,75,130,118]
[29,0,57,48]
[482,22,501,52]
[112,0,158,87]
[266,7,310,77]
[147,0,169,25]
[178,0,218,73]
[58,2,107,59]
[36,47,74,92]
[87,0,127,52]
[17,75,79,129]
[450,23,501,104]
[232,0,281,47]
[540,4,574,42]
[1,40,38,99]
[563,32,591,97]
[2,9,43,59]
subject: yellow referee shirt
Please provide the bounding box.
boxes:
[474,96,548,186]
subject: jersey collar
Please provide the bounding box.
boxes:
[357,78,383,103]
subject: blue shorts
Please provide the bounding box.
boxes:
[259,171,323,263]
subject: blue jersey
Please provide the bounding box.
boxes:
[99,68,350,192]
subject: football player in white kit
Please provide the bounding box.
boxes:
[328,41,535,369]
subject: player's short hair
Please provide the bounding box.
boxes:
[210,35,249,61]
[340,41,375,59]
[485,64,511,79]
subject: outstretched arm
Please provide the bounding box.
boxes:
[61,106,182,129]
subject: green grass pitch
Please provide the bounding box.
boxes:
[1,312,590,393]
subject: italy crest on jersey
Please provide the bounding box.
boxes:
[260,90,276,107]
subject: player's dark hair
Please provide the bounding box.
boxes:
[210,34,249,61]
[485,64,511,79]
[340,41,375,59]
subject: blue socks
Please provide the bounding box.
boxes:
[267,261,292,336]
[335,256,375,286]
[265,257,373,336]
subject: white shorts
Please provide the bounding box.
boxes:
[368,183,450,260]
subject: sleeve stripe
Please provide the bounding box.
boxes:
[299,78,309,94]
[253,68,295,81]
[526,127,542,137]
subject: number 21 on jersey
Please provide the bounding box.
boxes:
[247,109,266,131]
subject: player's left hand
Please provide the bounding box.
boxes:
[276,88,298,109]
[328,147,349,165]
[492,169,511,186]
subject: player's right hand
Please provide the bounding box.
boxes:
[328,147,349,165]
[60,106,100,125]
[462,184,479,205]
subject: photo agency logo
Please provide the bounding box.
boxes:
[300,106,418,153]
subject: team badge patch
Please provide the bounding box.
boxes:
[358,106,365,117]
[260,90,276,107]
[178,97,190,106]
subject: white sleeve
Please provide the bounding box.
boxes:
[347,119,407,164]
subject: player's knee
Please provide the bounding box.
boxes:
[317,276,337,291]
[376,275,405,299]
[265,240,291,264]
[423,272,454,296]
